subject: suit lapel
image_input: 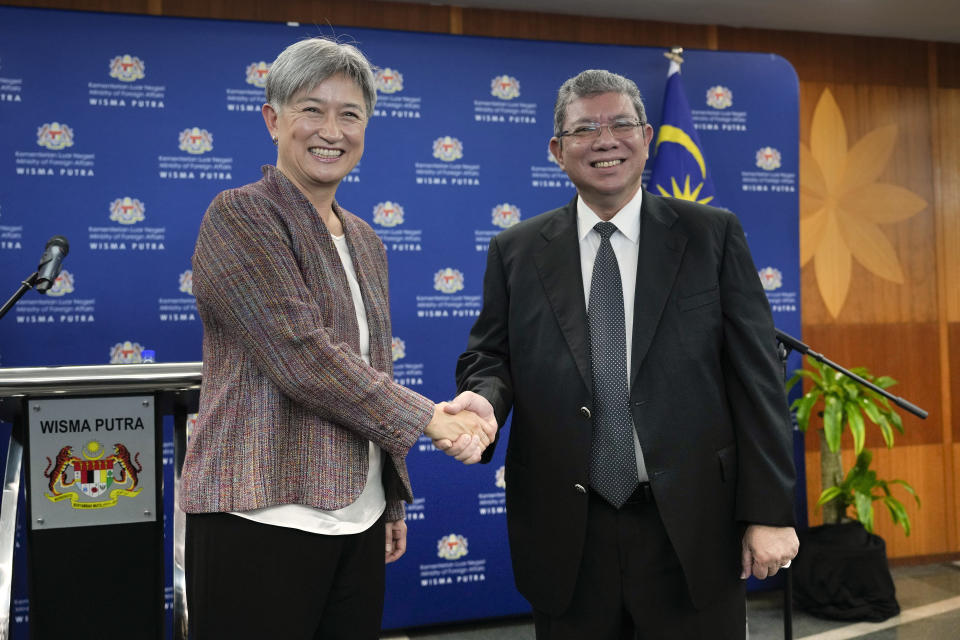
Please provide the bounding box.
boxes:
[631,193,687,388]
[533,200,592,393]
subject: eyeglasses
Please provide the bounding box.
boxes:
[558,120,645,140]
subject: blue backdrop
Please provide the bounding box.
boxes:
[0,6,800,635]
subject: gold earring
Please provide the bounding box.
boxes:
[272,136,278,145]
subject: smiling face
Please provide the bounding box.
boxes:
[262,73,367,205]
[549,91,653,219]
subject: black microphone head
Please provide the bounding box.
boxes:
[47,235,70,257]
[36,235,70,294]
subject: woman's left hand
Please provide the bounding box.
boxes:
[385,519,408,564]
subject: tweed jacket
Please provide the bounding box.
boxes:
[180,165,434,522]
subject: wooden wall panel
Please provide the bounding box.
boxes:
[953,325,960,442]
[2,0,154,13]
[938,89,960,323]
[937,43,960,89]
[795,82,936,324]
[955,443,960,544]
[2,0,958,560]
[716,27,929,87]
[805,444,949,559]
[2,0,455,32]
[161,0,453,33]
[801,324,940,449]
[460,7,712,48]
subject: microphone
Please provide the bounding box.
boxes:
[35,235,70,294]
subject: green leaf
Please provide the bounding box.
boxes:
[888,479,921,506]
[793,393,819,431]
[883,496,911,536]
[841,378,861,399]
[858,397,882,425]
[874,376,898,389]
[855,491,875,532]
[845,401,866,454]
[877,416,895,448]
[786,369,818,391]
[823,395,843,452]
[888,410,904,434]
[817,486,844,506]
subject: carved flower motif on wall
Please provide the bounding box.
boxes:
[800,88,927,317]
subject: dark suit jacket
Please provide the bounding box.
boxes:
[456,192,795,615]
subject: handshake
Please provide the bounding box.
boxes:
[424,391,498,465]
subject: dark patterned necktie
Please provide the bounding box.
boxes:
[588,221,640,508]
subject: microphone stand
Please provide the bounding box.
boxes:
[773,328,928,640]
[0,272,39,321]
[775,329,928,420]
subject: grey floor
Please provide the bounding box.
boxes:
[382,561,960,639]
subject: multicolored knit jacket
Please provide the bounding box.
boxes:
[180,165,434,522]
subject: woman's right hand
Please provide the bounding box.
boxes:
[424,403,491,463]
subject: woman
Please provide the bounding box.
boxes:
[181,37,491,639]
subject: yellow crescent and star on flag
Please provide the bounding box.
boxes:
[647,47,716,205]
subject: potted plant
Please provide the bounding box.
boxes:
[786,356,920,533]
[785,355,920,622]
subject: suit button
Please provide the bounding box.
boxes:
[579,406,591,419]
[574,484,587,494]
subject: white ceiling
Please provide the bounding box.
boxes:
[402,0,960,44]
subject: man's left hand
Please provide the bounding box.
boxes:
[385,519,407,564]
[740,524,799,579]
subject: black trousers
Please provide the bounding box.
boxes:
[186,511,386,640]
[533,489,745,640]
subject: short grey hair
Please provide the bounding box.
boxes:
[553,69,647,136]
[266,37,377,117]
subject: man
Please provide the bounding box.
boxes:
[446,70,798,638]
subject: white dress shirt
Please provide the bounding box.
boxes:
[577,189,650,482]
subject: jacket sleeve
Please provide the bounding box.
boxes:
[385,499,405,522]
[455,236,516,462]
[193,189,434,457]
[718,212,796,527]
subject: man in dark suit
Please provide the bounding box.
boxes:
[445,70,798,638]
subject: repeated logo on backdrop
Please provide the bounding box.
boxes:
[178,128,213,155]
[758,267,783,291]
[373,201,404,227]
[433,268,465,294]
[759,266,797,313]
[44,270,75,297]
[490,75,520,100]
[178,270,193,295]
[36,122,74,150]
[375,67,404,93]
[706,85,733,110]
[755,146,782,171]
[109,54,145,82]
[437,533,469,560]
[109,197,146,225]
[432,137,463,163]
[495,466,506,489]
[491,203,521,229]
[109,341,144,364]
[372,200,422,251]
[475,74,537,124]
[245,61,270,88]
[391,337,406,361]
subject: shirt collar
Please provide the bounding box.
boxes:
[576,187,643,243]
